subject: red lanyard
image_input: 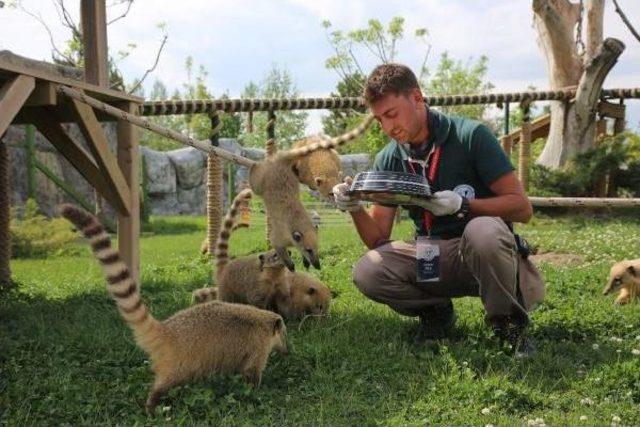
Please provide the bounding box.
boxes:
[406,145,442,233]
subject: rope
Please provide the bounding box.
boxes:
[56,86,256,168]
[0,141,11,286]
[207,111,224,258]
[139,87,640,116]
[264,110,276,244]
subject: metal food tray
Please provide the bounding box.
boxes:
[345,171,433,208]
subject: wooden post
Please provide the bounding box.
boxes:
[518,102,531,191]
[613,99,625,135]
[501,135,513,158]
[81,0,108,87]
[117,102,140,282]
[0,140,10,287]
[25,124,36,199]
[596,118,607,138]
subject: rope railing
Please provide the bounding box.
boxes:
[140,87,640,116]
[56,86,256,168]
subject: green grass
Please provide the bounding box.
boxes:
[2,212,640,426]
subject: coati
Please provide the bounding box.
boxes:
[291,135,342,199]
[215,189,290,310]
[603,258,640,304]
[274,271,332,321]
[60,204,288,414]
[248,114,374,270]
[193,271,331,321]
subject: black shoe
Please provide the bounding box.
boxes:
[413,301,456,344]
[490,315,536,358]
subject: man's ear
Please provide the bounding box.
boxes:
[411,87,424,103]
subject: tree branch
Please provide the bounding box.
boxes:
[18,3,75,64]
[107,0,134,25]
[612,0,640,43]
[55,0,82,42]
[128,34,167,94]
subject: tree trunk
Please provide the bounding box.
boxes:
[533,0,624,169]
[0,141,11,287]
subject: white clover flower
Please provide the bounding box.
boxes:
[612,415,621,423]
[579,415,588,422]
[592,343,600,350]
[580,397,595,406]
[632,349,640,356]
[481,407,491,415]
[162,406,171,412]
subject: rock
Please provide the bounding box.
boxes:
[148,192,178,216]
[340,153,371,178]
[177,183,206,215]
[140,146,176,194]
[167,147,206,190]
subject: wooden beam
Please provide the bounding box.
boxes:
[27,108,121,210]
[24,81,57,106]
[81,0,108,87]
[0,51,142,103]
[117,102,140,283]
[0,74,35,136]
[67,97,131,215]
[597,100,625,119]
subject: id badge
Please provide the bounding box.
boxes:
[416,236,440,283]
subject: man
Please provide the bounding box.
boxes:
[333,63,545,357]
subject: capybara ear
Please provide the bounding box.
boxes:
[628,265,637,276]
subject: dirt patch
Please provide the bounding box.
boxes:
[529,252,585,267]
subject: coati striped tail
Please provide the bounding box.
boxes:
[214,189,253,278]
[279,114,374,160]
[60,204,159,350]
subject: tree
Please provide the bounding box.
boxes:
[12,0,167,92]
[238,66,308,149]
[533,0,625,169]
[140,58,241,152]
[424,53,494,120]
[322,17,494,155]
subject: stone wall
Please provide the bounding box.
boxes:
[4,125,372,217]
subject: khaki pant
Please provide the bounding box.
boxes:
[352,217,545,318]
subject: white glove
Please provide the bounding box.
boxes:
[421,190,463,216]
[332,177,363,212]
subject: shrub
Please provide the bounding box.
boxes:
[529,132,640,197]
[10,199,79,259]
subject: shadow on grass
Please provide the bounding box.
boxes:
[2,283,639,424]
[145,217,205,236]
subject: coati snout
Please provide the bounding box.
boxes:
[603,258,640,305]
[292,230,321,270]
[604,260,638,295]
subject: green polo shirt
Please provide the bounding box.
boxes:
[372,108,514,238]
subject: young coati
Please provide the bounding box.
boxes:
[603,258,640,304]
[193,271,331,321]
[215,189,290,309]
[274,271,332,321]
[60,204,288,414]
[291,135,342,199]
[248,114,374,271]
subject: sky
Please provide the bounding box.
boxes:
[1,0,639,132]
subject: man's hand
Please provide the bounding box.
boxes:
[332,177,364,212]
[421,190,463,216]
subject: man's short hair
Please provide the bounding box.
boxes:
[364,63,420,105]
